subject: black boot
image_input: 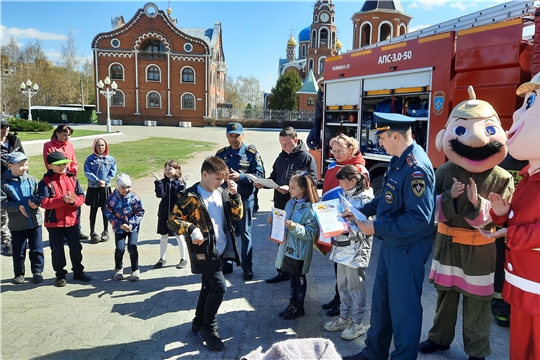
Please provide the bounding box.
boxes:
[266,270,290,283]
[322,294,339,309]
[283,301,305,320]
[279,299,295,317]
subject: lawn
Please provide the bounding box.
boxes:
[17,129,108,141]
[28,137,216,188]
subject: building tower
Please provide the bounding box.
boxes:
[307,0,339,79]
[352,0,411,50]
[287,35,297,62]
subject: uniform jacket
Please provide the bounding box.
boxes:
[491,165,540,316]
[42,137,78,175]
[104,190,145,234]
[84,138,117,188]
[37,170,85,228]
[155,177,185,219]
[269,140,317,209]
[1,133,24,175]
[216,143,265,201]
[330,187,374,268]
[359,142,435,247]
[1,170,42,230]
[167,182,243,274]
[275,199,319,275]
[322,152,369,201]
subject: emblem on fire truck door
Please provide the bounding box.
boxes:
[433,90,445,116]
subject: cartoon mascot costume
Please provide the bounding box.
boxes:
[487,74,540,359]
[419,86,514,359]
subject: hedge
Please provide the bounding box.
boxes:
[5,118,53,132]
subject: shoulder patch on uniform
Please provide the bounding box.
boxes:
[247,147,257,154]
[216,147,227,154]
[411,178,425,197]
[411,171,424,179]
[406,153,417,168]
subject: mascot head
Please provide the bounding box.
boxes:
[508,72,540,164]
[435,86,508,172]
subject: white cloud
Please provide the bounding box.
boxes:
[408,0,447,11]
[1,25,67,42]
[450,2,475,11]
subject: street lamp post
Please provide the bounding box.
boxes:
[97,76,118,133]
[20,79,39,121]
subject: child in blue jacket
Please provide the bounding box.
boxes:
[1,152,44,284]
[84,137,116,243]
[105,173,145,282]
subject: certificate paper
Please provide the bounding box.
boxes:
[269,207,286,244]
[339,193,367,221]
[312,199,349,238]
[245,173,279,189]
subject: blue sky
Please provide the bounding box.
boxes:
[1,1,508,92]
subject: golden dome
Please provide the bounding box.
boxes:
[287,35,297,47]
[166,6,173,15]
[336,38,342,49]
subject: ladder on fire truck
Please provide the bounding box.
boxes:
[361,0,539,50]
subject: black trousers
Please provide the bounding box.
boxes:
[195,270,227,329]
[47,226,84,279]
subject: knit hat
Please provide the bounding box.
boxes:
[116,173,132,187]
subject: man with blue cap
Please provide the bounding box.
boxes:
[342,112,435,360]
[216,122,265,280]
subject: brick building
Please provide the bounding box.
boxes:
[91,2,226,126]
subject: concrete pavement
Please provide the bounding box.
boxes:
[2,124,510,359]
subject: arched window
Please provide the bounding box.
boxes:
[320,28,328,47]
[147,65,160,82]
[308,59,314,72]
[111,90,125,107]
[331,31,336,48]
[319,57,325,74]
[182,93,195,110]
[110,64,123,80]
[361,23,372,47]
[182,67,195,83]
[399,24,407,36]
[311,30,317,48]
[307,96,315,106]
[145,40,165,53]
[147,91,161,108]
[379,22,393,42]
[301,44,307,58]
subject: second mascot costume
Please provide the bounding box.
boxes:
[419,86,514,359]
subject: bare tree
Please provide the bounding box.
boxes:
[225,75,264,109]
[60,30,81,103]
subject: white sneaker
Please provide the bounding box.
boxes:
[324,316,351,332]
[130,269,140,282]
[341,322,366,340]
[113,268,123,281]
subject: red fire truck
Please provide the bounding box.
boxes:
[321,1,539,194]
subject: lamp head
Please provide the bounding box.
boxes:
[20,82,26,90]
[104,76,111,85]
[32,83,39,91]
[26,79,32,87]
[97,80,104,89]
[111,81,118,90]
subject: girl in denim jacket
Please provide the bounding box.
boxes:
[275,172,319,320]
[84,137,116,243]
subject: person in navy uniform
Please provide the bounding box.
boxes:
[342,112,435,360]
[216,123,265,280]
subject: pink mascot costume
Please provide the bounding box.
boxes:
[487,73,540,359]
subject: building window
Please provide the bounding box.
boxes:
[110,64,123,80]
[147,65,160,82]
[301,44,306,58]
[182,67,195,83]
[361,23,372,47]
[147,91,161,108]
[139,39,166,60]
[311,30,317,48]
[307,96,315,106]
[320,28,328,47]
[319,58,325,74]
[111,91,125,107]
[379,22,393,42]
[145,40,165,53]
[184,43,193,52]
[182,93,195,110]
[309,59,314,72]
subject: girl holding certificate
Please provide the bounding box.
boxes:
[324,165,374,340]
[275,172,319,320]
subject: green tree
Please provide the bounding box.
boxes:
[268,71,302,110]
